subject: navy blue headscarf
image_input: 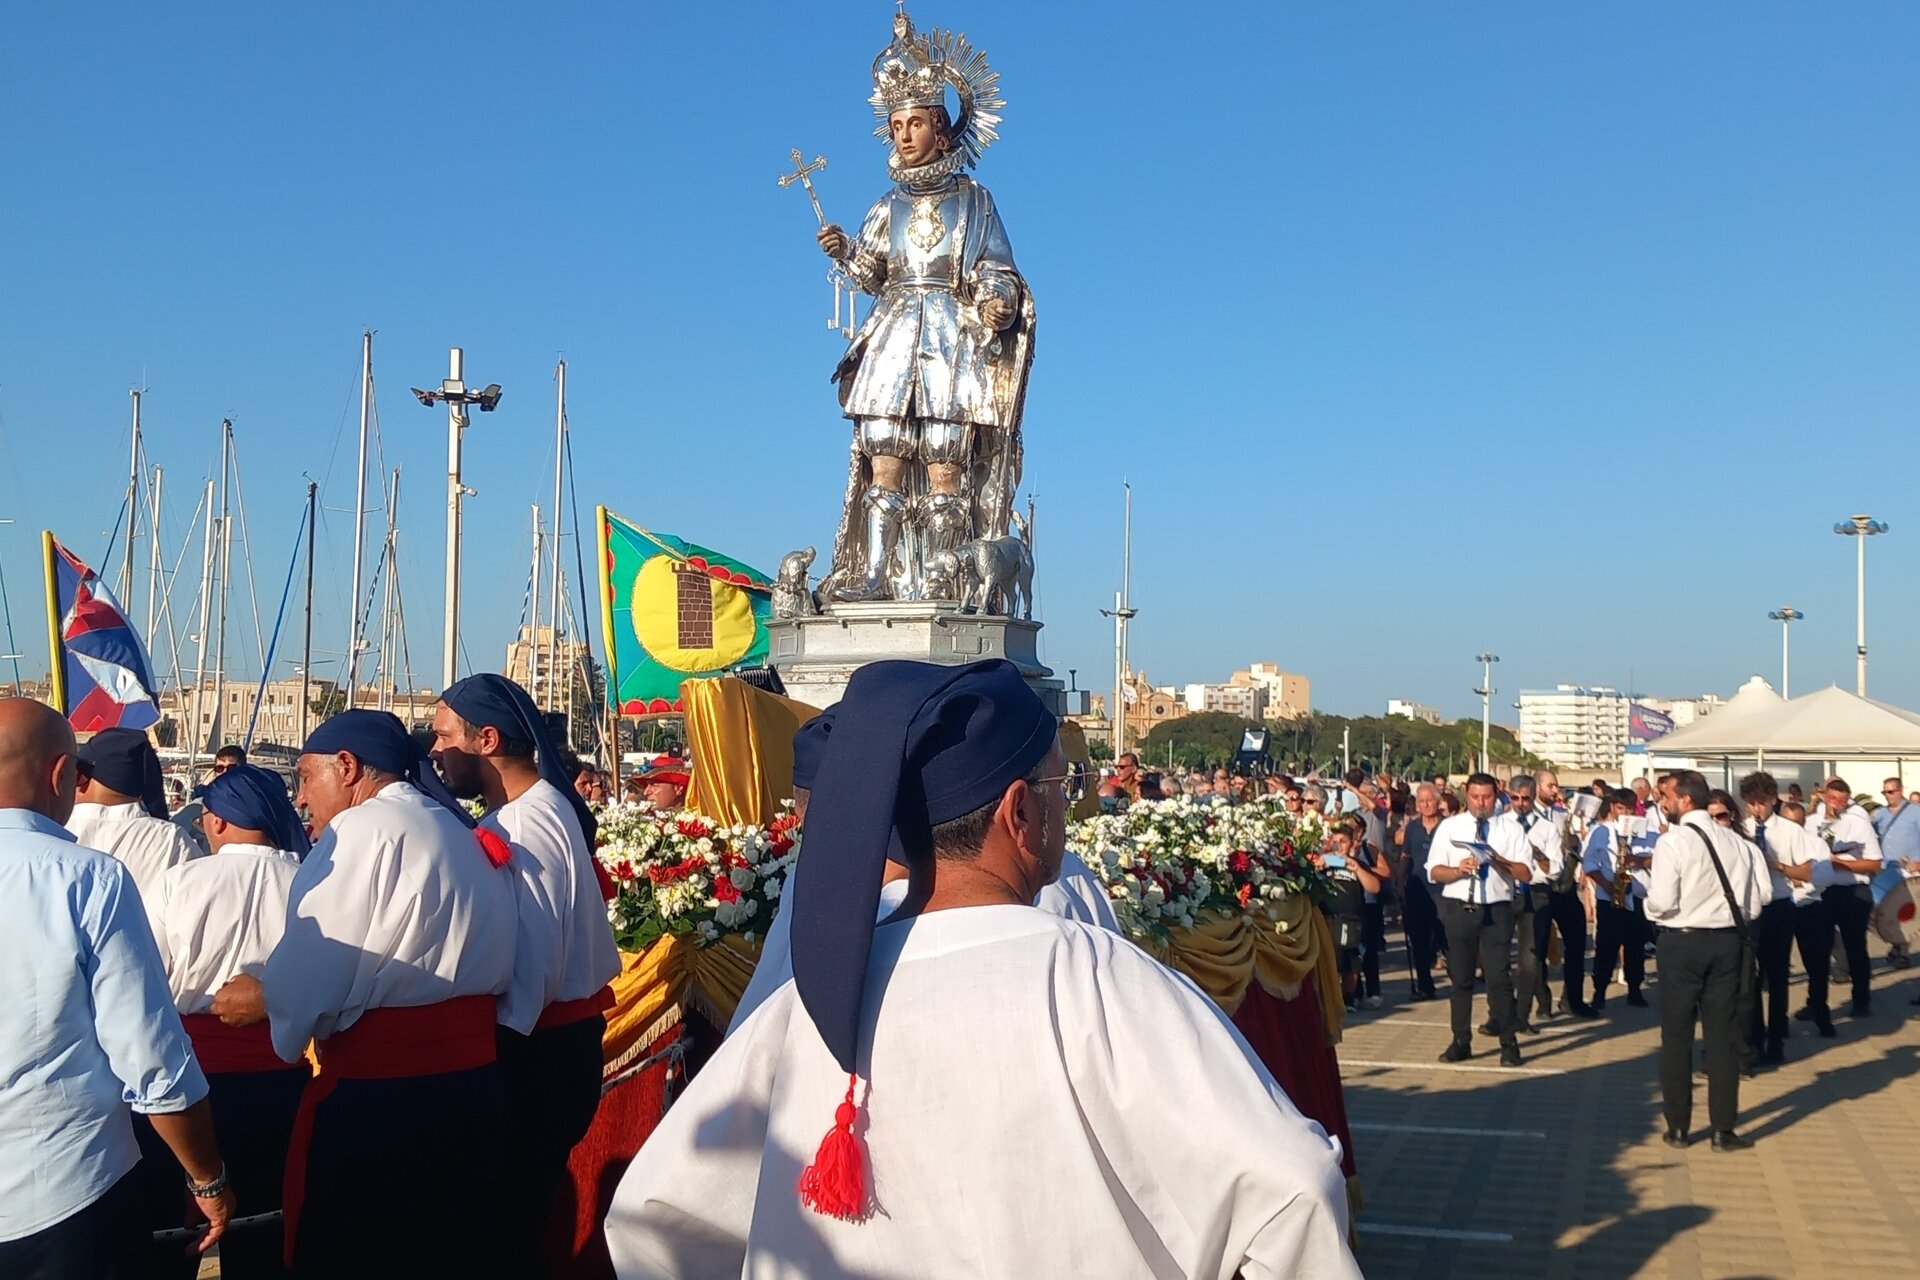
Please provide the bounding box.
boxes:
[301,709,475,828]
[790,659,1056,1078]
[442,672,597,848]
[78,728,169,820]
[203,762,312,857]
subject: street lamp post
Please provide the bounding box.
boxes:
[412,350,503,692]
[1832,515,1888,697]
[1766,606,1803,698]
[1474,652,1499,774]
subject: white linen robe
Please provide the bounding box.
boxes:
[611,903,1358,1280]
[66,801,199,898]
[144,842,301,1013]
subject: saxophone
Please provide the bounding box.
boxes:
[1611,825,1636,902]
[1553,813,1583,893]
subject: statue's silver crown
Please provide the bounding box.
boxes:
[867,9,1004,168]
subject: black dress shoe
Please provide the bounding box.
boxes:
[1499,1045,1524,1068]
[1569,1002,1600,1019]
[1760,1043,1786,1066]
[1439,1041,1472,1063]
[1478,1020,1498,1036]
[1590,997,1607,1013]
[1711,1131,1754,1152]
[1850,1001,1872,1017]
[1518,1022,1542,1036]
[1662,1129,1688,1149]
[1817,1022,1837,1038]
[1626,991,1649,1008]
[1793,1005,1816,1022]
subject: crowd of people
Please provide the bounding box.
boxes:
[1099,752,1917,1146]
[1,659,1365,1280]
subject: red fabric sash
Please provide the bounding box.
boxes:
[534,984,615,1031]
[180,1013,293,1074]
[281,994,498,1265]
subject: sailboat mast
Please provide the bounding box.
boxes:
[121,390,142,609]
[189,475,216,773]
[527,504,543,700]
[300,479,317,744]
[379,469,401,712]
[209,420,233,751]
[546,359,566,715]
[345,330,372,702]
[146,465,164,676]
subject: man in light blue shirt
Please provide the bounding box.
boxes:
[0,699,234,1276]
[1871,777,1920,969]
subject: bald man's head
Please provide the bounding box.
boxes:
[0,698,80,822]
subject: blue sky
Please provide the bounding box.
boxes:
[1,2,1915,720]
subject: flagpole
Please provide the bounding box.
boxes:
[596,505,621,787]
[42,531,66,715]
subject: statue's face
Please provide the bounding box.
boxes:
[890,106,948,167]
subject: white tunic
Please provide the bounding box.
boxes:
[610,905,1358,1280]
[263,782,517,1062]
[144,843,301,1013]
[66,801,199,899]
[484,779,622,1034]
[729,849,1117,1034]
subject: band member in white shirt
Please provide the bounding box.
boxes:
[1809,776,1883,1016]
[1772,798,1838,1037]
[1425,773,1534,1067]
[66,728,199,896]
[1582,789,1650,1010]
[1646,770,1767,1150]
[1734,775,1802,1063]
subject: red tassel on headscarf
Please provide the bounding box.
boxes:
[474,827,514,869]
[797,1073,868,1220]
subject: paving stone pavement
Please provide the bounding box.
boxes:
[1345,934,1920,1280]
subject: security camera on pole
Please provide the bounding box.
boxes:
[412,349,503,691]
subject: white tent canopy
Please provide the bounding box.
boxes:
[1651,684,1920,759]
[1643,676,1784,756]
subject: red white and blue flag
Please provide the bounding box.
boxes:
[47,535,160,732]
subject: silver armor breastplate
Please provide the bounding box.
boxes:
[885,184,964,287]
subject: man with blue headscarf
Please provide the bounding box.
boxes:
[211,710,517,1277]
[433,673,621,1276]
[140,762,309,1278]
[606,660,1357,1279]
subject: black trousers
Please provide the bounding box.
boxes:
[1512,889,1552,1022]
[1749,899,1796,1052]
[1440,898,1517,1048]
[1402,880,1442,995]
[0,1164,147,1280]
[1657,927,1745,1135]
[292,1064,509,1279]
[1539,886,1589,1008]
[497,1016,607,1278]
[1360,900,1386,998]
[132,1066,308,1279]
[1823,884,1874,1010]
[1792,898,1835,1022]
[1593,898,1648,1000]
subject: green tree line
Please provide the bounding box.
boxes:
[1134,711,1545,778]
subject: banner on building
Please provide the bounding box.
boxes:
[43,533,160,732]
[596,508,773,716]
[1628,703,1675,741]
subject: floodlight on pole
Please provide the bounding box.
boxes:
[1832,515,1887,697]
[412,349,503,691]
[1766,606,1803,698]
[1473,652,1500,774]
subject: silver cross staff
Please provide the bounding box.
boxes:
[777,149,830,227]
[779,148,855,336]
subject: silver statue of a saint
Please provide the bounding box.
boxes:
[812,10,1035,606]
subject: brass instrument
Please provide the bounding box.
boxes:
[1611,825,1636,902]
[1553,813,1584,893]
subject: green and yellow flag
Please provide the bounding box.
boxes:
[597,507,774,715]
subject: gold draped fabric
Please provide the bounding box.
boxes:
[603,675,815,1066]
[1146,897,1345,1043]
[681,676,821,827]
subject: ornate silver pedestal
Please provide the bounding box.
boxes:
[769,601,1064,714]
